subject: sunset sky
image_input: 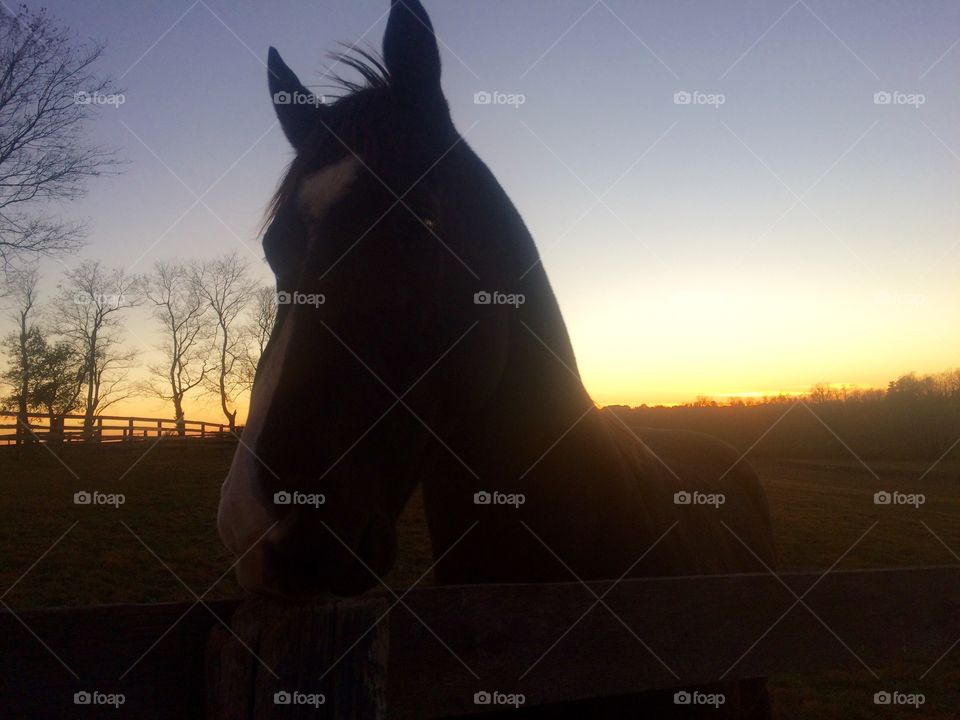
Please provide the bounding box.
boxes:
[7,0,960,418]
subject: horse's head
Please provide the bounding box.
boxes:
[218,0,518,597]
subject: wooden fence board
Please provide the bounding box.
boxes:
[0,566,957,718]
[0,411,229,445]
[0,600,236,719]
[386,566,960,716]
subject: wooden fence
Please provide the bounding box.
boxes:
[0,411,231,445]
[1,566,958,718]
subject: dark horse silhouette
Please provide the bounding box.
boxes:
[218,1,776,716]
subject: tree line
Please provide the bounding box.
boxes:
[1,254,276,440]
[0,7,282,442]
[607,370,960,461]
[658,371,960,410]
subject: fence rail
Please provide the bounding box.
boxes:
[0,411,232,445]
[0,566,957,718]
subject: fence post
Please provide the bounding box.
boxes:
[15,410,28,447]
[157,419,162,438]
[127,418,134,441]
[48,416,64,448]
[205,594,389,719]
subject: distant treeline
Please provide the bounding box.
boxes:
[607,370,960,461]
[2,255,275,439]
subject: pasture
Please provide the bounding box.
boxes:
[1,441,958,718]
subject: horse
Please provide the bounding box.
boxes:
[217,1,777,716]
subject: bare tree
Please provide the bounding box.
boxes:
[1,266,39,442]
[239,285,276,392]
[1,268,84,444]
[809,383,837,404]
[194,252,256,432]
[52,260,139,437]
[0,6,120,273]
[143,261,210,435]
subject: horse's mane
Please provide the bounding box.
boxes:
[326,47,390,95]
[263,48,390,232]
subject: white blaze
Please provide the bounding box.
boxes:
[297,155,361,222]
[218,155,359,566]
[217,318,293,556]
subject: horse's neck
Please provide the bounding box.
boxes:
[418,147,649,577]
[420,261,647,578]
[452,146,602,472]
[487,302,633,499]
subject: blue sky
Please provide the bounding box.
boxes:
[17,0,960,408]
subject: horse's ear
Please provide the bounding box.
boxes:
[268,47,323,150]
[383,0,443,106]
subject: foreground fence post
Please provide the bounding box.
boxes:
[205,594,390,720]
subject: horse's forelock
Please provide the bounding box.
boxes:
[263,51,391,234]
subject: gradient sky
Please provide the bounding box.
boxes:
[8,0,960,418]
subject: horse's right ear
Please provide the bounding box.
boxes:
[383,0,443,107]
[268,47,323,150]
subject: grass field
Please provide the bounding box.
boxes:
[1,441,958,717]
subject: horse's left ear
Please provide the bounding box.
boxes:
[383,0,443,106]
[268,47,323,150]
